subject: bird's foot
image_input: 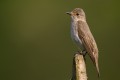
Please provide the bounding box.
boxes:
[77,51,82,55]
[77,50,87,56]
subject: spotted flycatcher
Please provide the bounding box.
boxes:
[66,8,99,76]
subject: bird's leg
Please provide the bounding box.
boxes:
[82,50,87,62]
[82,50,87,56]
[77,50,87,56]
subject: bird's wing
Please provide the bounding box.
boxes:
[77,21,98,65]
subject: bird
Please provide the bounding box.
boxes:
[66,8,100,77]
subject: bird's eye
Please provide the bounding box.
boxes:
[76,13,79,16]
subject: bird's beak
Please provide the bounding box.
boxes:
[66,12,71,15]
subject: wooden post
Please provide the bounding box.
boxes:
[71,52,87,80]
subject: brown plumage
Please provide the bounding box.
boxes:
[78,21,99,77]
[67,8,100,77]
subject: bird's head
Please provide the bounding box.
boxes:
[66,8,86,21]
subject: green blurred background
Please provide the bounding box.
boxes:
[0,0,120,80]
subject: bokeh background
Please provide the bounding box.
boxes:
[0,0,120,80]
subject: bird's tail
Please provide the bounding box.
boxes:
[95,58,100,77]
[89,53,100,77]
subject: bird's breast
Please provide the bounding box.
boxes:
[71,21,84,50]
